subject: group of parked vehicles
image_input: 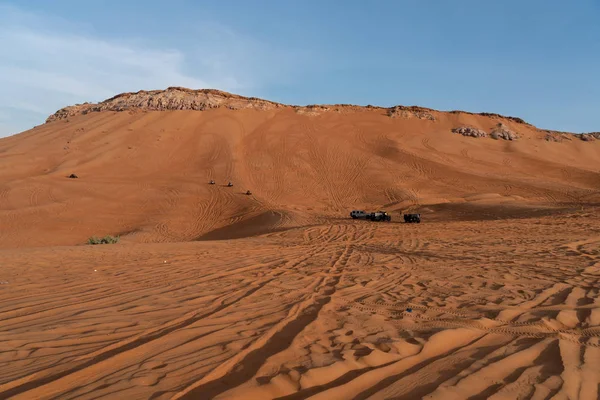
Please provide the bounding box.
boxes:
[210,178,419,222]
[350,210,421,223]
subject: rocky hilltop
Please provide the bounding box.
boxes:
[45,87,285,123]
[46,87,529,124]
[44,87,599,142]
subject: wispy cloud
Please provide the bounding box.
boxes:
[0,4,311,137]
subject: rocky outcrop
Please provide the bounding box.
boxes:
[545,132,569,142]
[295,105,335,116]
[452,126,487,138]
[476,113,527,125]
[490,123,518,141]
[44,87,566,136]
[449,111,528,125]
[387,106,436,121]
[451,124,518,140]
[46,87,284,123]
[543,130,600,143]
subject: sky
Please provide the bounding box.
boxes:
[0,0,599,137]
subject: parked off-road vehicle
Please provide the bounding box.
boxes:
[404,213,421,223]
[350,210,368,219]
[366,211,391,222]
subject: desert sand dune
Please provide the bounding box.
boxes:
[0,88,599,399]
[0,98,599,247]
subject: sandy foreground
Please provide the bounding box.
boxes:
[1,96,600,398]
[1,210,600,399]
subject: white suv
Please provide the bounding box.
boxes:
[350,210,367,219]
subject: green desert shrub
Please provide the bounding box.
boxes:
[87,235,120,245]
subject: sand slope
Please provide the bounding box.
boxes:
[0,105,598,248]
[0,94,600,399]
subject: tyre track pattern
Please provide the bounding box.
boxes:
[301,122,346,211]
[2,210,600,399]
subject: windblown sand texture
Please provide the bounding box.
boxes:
[1,88,599,399]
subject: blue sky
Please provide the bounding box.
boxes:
[0,1,599,137]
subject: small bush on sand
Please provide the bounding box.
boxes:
[87,235,119,245]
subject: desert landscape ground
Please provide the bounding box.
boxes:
[0,88,599,399]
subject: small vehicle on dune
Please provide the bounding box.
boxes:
[366,211,391,222]
[350,210,368,219]
[403,213,421,223]
[350,209,420,223]
[350,210,391,222]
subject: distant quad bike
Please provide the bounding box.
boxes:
[246,190,252,195]
[209,180,215,185]
[227,182,233,187]
[404,213,421,223]
[366,211,391,222]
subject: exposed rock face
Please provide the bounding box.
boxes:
[44,86,550,133]
[387,105,436,121]
[46,87,284,123]
[451,123,520,140]
[543,130,600,143]
[490,123,518,141]
[452,126,487,138]
[473,113,527,125]
[295,105,334,116]
[545,134,564,142]
[448,111,528,125]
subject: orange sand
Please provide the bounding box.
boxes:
[0,100,599,399]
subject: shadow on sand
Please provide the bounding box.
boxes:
[196,210,291,241]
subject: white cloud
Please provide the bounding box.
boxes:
[0,4,311,137]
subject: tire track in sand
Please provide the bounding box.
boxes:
[301,121,346,211]
[171,229,353,399]
[0,278,275,400]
